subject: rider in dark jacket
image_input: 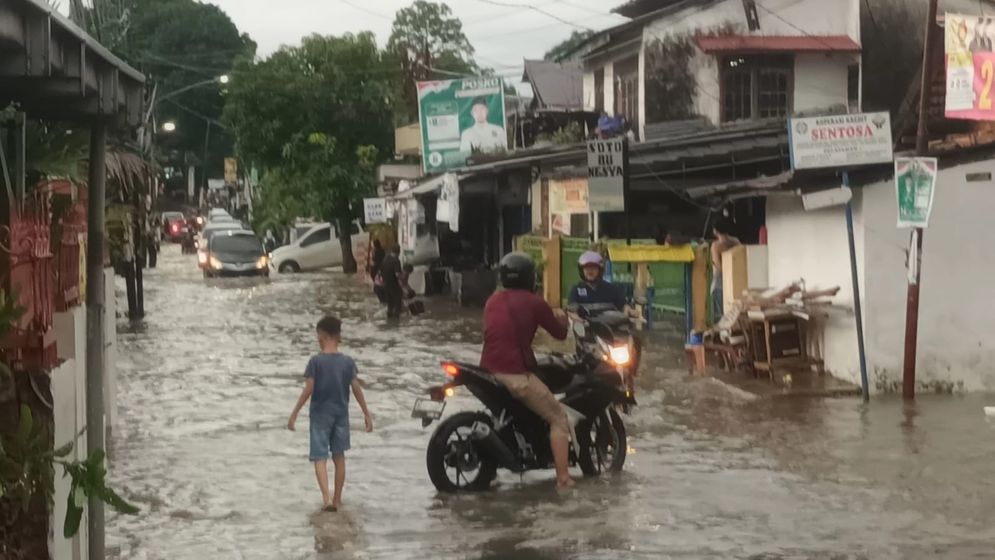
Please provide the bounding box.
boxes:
[568,251,625,310]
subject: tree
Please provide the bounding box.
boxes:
[387,1,479,124]
[71,0,256,189]
[861,0,927,115]
[224,33,393,273]
[544,30,595,62]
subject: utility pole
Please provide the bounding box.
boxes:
[85,121,107,560]
[903,0,939,400]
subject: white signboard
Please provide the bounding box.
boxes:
[587,139,625,212]
[363,198,387,224]
[789,112,893,170]
[435,173,460,232]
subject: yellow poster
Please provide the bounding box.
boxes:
[224,158,238,184]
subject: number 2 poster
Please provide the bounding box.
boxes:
[945,13,995,120]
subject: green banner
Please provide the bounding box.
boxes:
[417,78,507,173]
[894,157,937,228]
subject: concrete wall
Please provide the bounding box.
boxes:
[767,158,995,392]
[51,306,87,560]
[576,0,861,126]
[765,193,866,385]
[861,159,995,392]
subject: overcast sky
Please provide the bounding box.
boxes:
[208,0,628,83]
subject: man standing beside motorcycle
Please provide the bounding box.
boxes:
[480,252,574,489]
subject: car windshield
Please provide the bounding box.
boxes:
[163,212,183,221]
[204,227,243,243]
[212,235,263,256]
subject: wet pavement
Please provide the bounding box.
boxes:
[107,245,995,559]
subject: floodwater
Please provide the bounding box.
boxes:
[107,245,995,560]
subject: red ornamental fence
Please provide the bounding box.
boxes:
[1,190,55,369]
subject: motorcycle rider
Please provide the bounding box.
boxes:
[568,251,626,310]
[480,252,574,489]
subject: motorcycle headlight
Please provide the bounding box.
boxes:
[209,255,223,270]
[609,345,631,366]
[256,255,268,269]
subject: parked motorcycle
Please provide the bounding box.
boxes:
[414,303,638,493]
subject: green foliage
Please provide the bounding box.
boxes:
[544,30,596,62]
[224,33,392,272]
[386,1,479,124]
[644,35,697,123]
[72,0,255,176]
[0,295,138,537]
[551,121,584,145]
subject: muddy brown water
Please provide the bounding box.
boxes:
[106,246,995,559]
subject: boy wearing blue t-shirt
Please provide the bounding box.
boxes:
[288,316,373,512]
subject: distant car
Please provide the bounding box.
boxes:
[270,221,368,273]
[207,208,232,223]
[162,211,186,242]
[203,231,269,278]
[197,222,249,268]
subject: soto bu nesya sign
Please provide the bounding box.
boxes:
[586,138,625,212]
[789,112,893,170]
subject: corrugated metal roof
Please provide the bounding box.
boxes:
[695,35,861,53]
[522,59,584,111]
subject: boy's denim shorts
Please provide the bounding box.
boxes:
[309,413,350,461]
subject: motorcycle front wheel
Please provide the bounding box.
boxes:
[576,408,627,477]
[426,412,498,493]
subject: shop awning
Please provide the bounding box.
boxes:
[695,35,861,54]
[608,244,696,263]
[391,173,476,200]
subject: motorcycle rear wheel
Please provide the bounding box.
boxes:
[577,408,627,477]
[426,412,498,493]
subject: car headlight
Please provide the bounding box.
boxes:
[209,255,223,270]
[609,345,631,366]
[256,255,268,269]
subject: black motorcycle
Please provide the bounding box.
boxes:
[413,303,638,492]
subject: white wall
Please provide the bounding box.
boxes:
[794,53,853,115]
[582,71,596,111]
[768,158,995,392]
[51,306,87,560]
[862,159,995,392]
[766,193,866,385]
[603,61,615,117]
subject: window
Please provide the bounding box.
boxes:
[594,68,605,113]
[300,227,331,247]
[614,56,640,131]
[720,55,793,122]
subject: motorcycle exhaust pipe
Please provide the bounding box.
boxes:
[470,422,522,473]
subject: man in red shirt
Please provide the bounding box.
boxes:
[480,252,573,489]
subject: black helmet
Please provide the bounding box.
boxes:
[499,252,536,291]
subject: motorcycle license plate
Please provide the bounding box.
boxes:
[411,398,446,420]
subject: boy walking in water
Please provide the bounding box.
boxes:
[288,316,373,512]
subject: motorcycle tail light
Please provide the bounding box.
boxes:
[442,362,460,378]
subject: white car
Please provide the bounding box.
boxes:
[270,222,368,273]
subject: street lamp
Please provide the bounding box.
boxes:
[218,74,230,85]
[161,121,177,133]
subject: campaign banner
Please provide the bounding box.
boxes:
[417,78,507,173]
[224,158,238,184]
[788,113,893,170]
[894,157,938,228]
[945,14,995,120]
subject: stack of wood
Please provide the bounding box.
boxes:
[706,281,840,378]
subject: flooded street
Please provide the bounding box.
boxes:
[107,246,995,560]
